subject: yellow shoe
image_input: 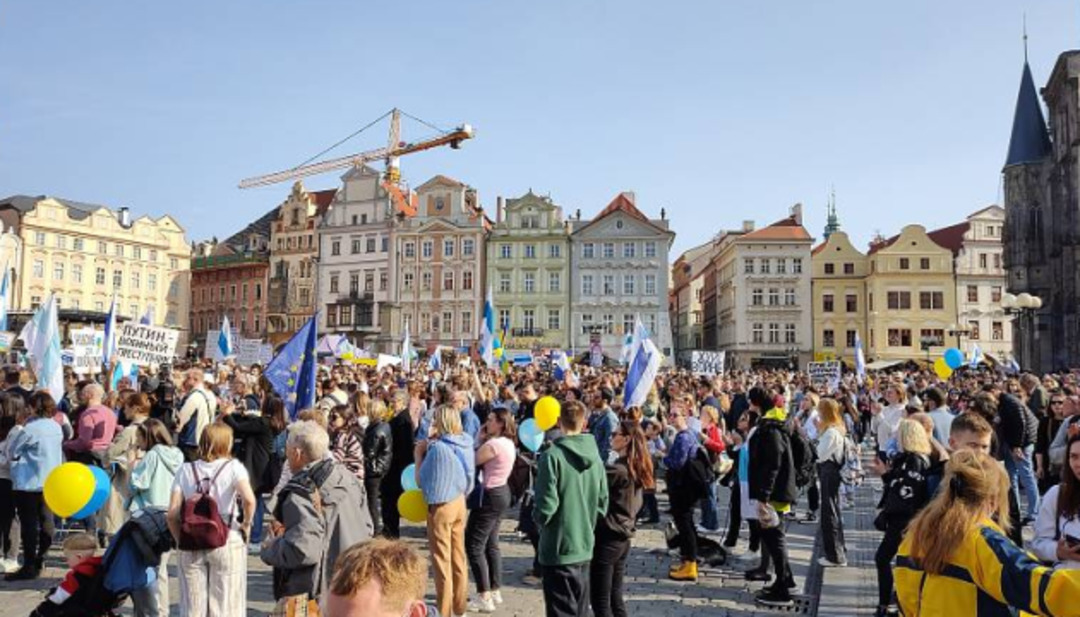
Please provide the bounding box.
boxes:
[669,560,698,581]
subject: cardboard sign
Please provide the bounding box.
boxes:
[690,350,726,377]
[70,327,104,374]
[204,328,240,362]
[807,361,842,387]
[236,338,272,366]
[0,332,13,353]
[115,324,179,367]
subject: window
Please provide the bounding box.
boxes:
[403,272,414,291]
[822,294,834,312]
[522,215,539,229]
[549,244,560,259]
[499,309,511,331]
[462,270,473,290]
[992,321,1004,341]
[752,323,764,343]
[784,323,796,344]
[967,285,979,302]
[623,314,635,335]
[340,305,352,326]
[887,328,912,347]
[969,320,981,340]
[752,288,764,306]
[899,258,910,270]
[149,249,157,261]
[367,238,376,253]
[549,272,561,293]
[230,285,238,300]
[115,244,124,257]
[422,272,432,291]
[35,231,46,245]
[602,243,615,259]
[255,283,262,300]
[73,238,84,251]
[582,243,594,259]
[785,288,796,306]
[94,301,104,312]
[98,240,108,254]
[32,259,43,278]
[644,242,657,258]
[548,309,561,331]
[53,263,64,280]
[365,272,374,292]
[361,214,368,225]
[443,272,454,291]
[404,242,416,258]
[331,240,341,256]
[623,243,636,259]
[421,241,433,258]
[846,293,857,312]
[920,329,945,346]
[462,311,472,333]
[351,214,358,226]
[442,312,453,334]
[919,291,945,310]
[524,272,536,293]
[776,259,787,274]
[792,258,802,274]
[768,288,780,306]
[602,275,615,295]
[761,259,771,274]
[768,323,780,343]
[994,254,1001,269]
[500,244,512,259]
[348,273,359,294]
[170,257,179,270]
[113,270,122,288]
[55,235,65,249]
[463,239,474,256]
[129,304,138,317]
[72,264,82,283]
[499,272,511,293]
[131,272,140,288]
[133,246,142,260]
[645,274,657,296]
[919,257,930,270]
[523,309,536,330]
[420,312,430,333]
[524,244,536,259]
[580,314,594,334]
[30,296,40,310]
[329,274,340,293]
[887,291,912,310]
[95,267,106,285]
[744,258,755,274]
[979,254,988,269]
[991,286,1002,302]
[602,313,614,335]
[382,237,389,253]
[623,274,635,295]
[582,274,594,295]
[824,263,835,275]
[843,263,854,275]
[846,330,857,348]
[444,239,454,257]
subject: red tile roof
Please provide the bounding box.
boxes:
[926,221,971,257]
[310,189,336,216]
[382,181,418,217]
[738,215,812,242]
[866,235,897,255]
[811,241,828,256]
[575,192,670,236]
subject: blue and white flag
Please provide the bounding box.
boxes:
[401,323,412,373]
[103,295,118,365]
[218,315,234,358]
[554,350,579,387]
[0,266,9,332]
[428,345,443,371]
[110,359,139,390]
[620,331,634,366]
[624,318,660,409]
[139,306,154,326]
[968,343,983,368]
[854,331,867,384]
[265,313,318,420]
[480,285,496,368]
[1005,355,1021,375]
[18,295,64,399]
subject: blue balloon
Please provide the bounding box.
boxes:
[71,465,111,521]
[401,463,419,492]
[944,348,964,370]
[519,419,544,453]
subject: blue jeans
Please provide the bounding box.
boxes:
[699,481,720,531]
[249,495,266,544]
[1004,444,1039,520]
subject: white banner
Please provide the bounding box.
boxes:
[115,324,179,367]
[204,327,240,362]
[690,350,726,377]
[807,361,842,388]
[70,327,104,374]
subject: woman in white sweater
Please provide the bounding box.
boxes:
[1032,433,1080,569]
[815,397,848,567]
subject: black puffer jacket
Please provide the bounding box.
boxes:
[747,410,798,505]
[998,393,1039,449]
[363,420,393,479]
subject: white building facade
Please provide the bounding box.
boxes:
[948,206,1014,359]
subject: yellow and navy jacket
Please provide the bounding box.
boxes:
[896,519,1080,617]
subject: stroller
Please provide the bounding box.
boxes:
[664,520,728,568]
[32,509,173,617]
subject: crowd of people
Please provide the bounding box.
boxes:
[3,355,1080,616]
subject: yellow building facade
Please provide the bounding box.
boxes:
[10,196,191,340]
[811,231,868,363]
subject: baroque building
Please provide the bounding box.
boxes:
[811,230,868,363]
[486,191,570,351]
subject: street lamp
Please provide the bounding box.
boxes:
[786,345,799,370]
[919,336,935,364]
[1001,292,1042,371]
[947,323,971,349]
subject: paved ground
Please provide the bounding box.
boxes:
[0,481,878,617]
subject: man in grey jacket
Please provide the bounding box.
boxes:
[260,420,374,604]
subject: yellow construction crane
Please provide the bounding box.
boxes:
[238,108,474,189]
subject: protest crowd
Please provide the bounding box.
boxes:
[6,336,1080,617]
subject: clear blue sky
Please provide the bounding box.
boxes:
[1,1,1077,256]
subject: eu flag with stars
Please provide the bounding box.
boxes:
[266,313,318,420]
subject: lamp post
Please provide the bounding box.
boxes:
[786,345,799,370]
[1001,292,1042,371]
[920,336,935,364]
[947,323,971,349]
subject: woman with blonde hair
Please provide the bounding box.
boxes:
[362,397,393,536]
[873,418,932,617]
[815,398,848,567]
[896,449,1080,615]
[416,405,476,617]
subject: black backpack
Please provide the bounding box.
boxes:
[789,428,817,488]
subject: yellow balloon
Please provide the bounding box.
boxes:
[398,489,428,523]
[535,396,561,431]
[934,357,953,380]
[44,462,95,519]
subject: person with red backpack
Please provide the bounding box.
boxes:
[167,422,256,617]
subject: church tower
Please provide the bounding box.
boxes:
[822,189,840,240]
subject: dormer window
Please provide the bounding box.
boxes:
[435,197,446,211]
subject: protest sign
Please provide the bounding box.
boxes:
[0,332,13,353]
[204,327,240,362]
[115,324,179,367]
[690,350,726,376]
[70,327,104,374]
[236,338,264,366]
[807,361,842,388]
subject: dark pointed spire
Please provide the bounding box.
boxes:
[1004,60,1052,167]
[823,186,840,239]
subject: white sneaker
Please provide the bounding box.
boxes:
[736,550,759,562]
[468,595,495,614]
[248,543,262,555]
[696,524,722,536]
[0,558,19,573]
[492,590,503,605]
[818,556,848,568]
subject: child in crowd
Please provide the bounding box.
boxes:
[30,533,103,617]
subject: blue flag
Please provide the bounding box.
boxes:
[0,267,9,332]
[103,295,117,365]
[265,313,318,420]
[218,315,234,358]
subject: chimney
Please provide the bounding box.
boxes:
[118,207,131,228]
[621,191,636,204]
[576,209,581,220]
[496,196,504,223]
[790,202,803,225]
[742,220,755,233]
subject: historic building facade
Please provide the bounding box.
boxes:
[670,241,715,357]
[486,191,570,351]
[0,194,190,341]
[711,206,813,370]
[569,192,674,360]
[811,230,868,363]
[267,182,335,345]
[1002,52,1080,371]
[391,175,488,349]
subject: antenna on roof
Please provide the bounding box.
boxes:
[1023,13,1029,63]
